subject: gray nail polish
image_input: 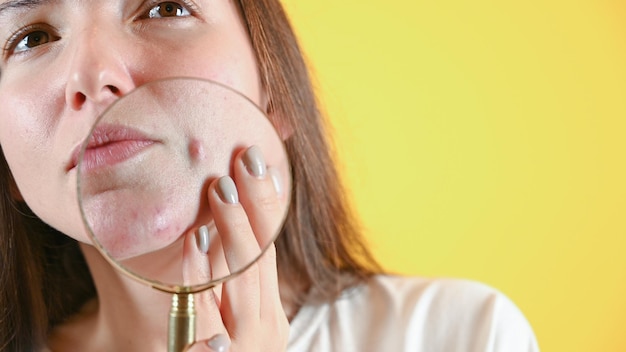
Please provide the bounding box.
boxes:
[206,334,230,352]
[268,167,283,196]
[243,145,266,177]
[217,176,239,204]
[195,225,209,254]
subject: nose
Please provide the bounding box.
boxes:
[65,27,135,111]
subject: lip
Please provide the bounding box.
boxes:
[67,124,158,172]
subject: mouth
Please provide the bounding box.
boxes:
[67,124,158,172]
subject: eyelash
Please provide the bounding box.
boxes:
[2,1,199,59]
[137,0,199,20]
[2,23,59,59]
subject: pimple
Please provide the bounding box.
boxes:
[153,208,170,233]
[188,138,206,162]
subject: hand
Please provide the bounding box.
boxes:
[183,145,289,352]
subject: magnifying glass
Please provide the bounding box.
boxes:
[76,77,291,351]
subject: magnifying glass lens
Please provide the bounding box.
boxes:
[77,78,290,291]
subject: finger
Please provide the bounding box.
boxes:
[205,222,229,305]
[257,167,283,300]
[207,175,262,338]
[181,228,227,340]
[182,226,211,286]
[256,242,289,335]
[234,146,286,248]
[234,148,286,322]
[208,175,262,272]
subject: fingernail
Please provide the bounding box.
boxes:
[195,225,209,254]
[243,145,266,177]
[268,167,283,196]
[206,334,230,352]
[217,176,239,204]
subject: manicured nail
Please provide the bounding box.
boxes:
[243,145,266,177]
[217,176,239,204]
[206,333,230,352]
[268,167,283,196]
[195,225,209,254]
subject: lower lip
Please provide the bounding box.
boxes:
[79,140,155,172]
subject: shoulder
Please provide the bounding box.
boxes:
[378,276,539,351]
[288,275,539,352]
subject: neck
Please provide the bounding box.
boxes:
[48,243,300,352]
[53,244,171,351]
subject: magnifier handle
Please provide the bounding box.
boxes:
[169,293,196,352]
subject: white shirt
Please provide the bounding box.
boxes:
[288,276,539,352]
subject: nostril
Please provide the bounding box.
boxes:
[107,85,120,95]
[75,92,86,107]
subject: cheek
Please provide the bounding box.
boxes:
[0,101,41,182]
[0,77,85,239]
[0,74,64,143]
[138,39,263,107]
[0,111,50,215]
[194,54,261,106]
[0,84,58,178]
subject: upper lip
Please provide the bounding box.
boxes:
[66,124,157,172]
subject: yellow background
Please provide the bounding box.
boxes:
[283,1,626,351]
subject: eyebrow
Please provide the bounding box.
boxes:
[0,0,55,18]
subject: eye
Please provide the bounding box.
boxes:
[3,25,59,58]
[14,30,51,53]
[146,2,191,18]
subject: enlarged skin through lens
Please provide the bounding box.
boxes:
[78,79,290,287]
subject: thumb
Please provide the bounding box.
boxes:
[186,334,231,352]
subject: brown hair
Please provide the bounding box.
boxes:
[0,0,380,350]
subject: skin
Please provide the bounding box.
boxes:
[0,0,290,350]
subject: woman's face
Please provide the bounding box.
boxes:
[0,0,264,243]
